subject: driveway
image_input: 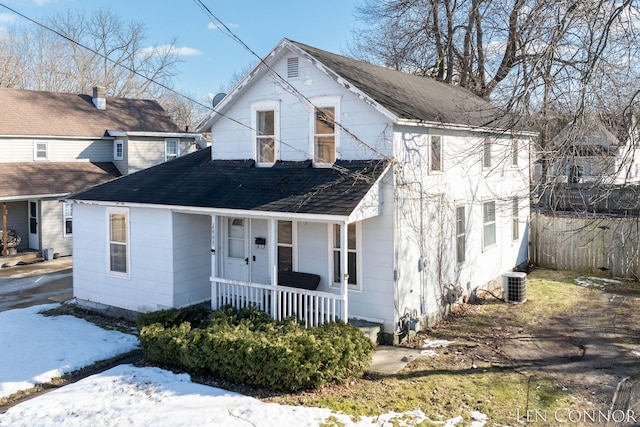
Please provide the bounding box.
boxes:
[0,258,73,312]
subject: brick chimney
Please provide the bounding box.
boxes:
[92,86,106,110]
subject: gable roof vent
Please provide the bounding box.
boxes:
[287,57,299,79]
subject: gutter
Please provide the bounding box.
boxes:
[0,193,69,202]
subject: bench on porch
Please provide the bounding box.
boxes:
[278,270,321,290]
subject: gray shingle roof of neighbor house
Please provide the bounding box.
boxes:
[71,147,388,217]
[0,162,121,199]
[288,40,514,129]
[0,87,182,137]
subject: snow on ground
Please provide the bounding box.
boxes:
[0,364,485,427]
[574,276,622,288]
[0,304,487,426]
[0,304,138,398]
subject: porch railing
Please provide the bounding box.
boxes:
[210,277,345,327]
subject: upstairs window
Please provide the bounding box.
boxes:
[34,142,48,160]
[256,110,275,164]
[114,140,124,161]
[251,100,280,165]
[165,139,179,162]
[430,135,442,172]
[315,107,336,164]
[483,137,492,169]
[511,139,519,167]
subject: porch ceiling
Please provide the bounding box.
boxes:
[72,147,388,217]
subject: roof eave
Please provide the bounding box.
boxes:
[396,118,539,137]
[70,199,351,223]
[107,130,200,138]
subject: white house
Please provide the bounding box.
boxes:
[0,86,200,259]
[540,115,640,185]
[70,39,534,338]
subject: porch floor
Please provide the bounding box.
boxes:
[0,250,42,268]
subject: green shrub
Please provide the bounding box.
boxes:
[137,304,211,329]
[138,306,375,391]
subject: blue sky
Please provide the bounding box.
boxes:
[0,0,362,100]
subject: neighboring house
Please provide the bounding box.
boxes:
[70,39,534,336]
[0,86,200,258]
[538,116,640,185]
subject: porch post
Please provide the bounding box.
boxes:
[2,203,7,257]
[210,215,218,309]
[269,219,278,319]
[340,222,349,322]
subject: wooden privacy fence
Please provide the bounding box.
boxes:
[530,210,640,278]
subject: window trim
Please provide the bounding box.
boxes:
[511,139,519,167]
[512,197,520,241]
[251,100,280,166]
[456,205,466,263]
[107,207,130,278]
[165,138,179,162]
[482,137,492,169]
[329,222,361,291]
[430,134,443,173]
[277,220,297,271]
[114,140,124,161]
[33,141,49,161]
[63,201,73,237]
[309,96,340,167]
[482,200,497,251]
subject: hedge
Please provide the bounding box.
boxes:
[137,306,375,391]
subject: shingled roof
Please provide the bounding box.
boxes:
[288,40,511,128]
[72,147,388,217]
[0,87,181,137]
[0,162,121,199]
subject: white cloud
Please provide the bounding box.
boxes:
[140,45,202,58]
[0,13,16,24]
[207,22,239,30]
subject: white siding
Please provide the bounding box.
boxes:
[393,126,531,326]
[73,204,175,313]
[172,213,211,307]
[296,221,330,290]
[211,54,394,163]
[0,138,113,162]
[40,199,72,256]
[126,137,197,174]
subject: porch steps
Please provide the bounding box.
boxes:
[349,318,383,346]
[0,251,43,268]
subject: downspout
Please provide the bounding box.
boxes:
[210,215,218,310]
[269,219,278,319]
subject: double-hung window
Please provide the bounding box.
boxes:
[311,97,340,165]
[34,142,48,160]
[332,223,359,289]
[483,201,496,250]
[63,201,73,236]
[456,206,465,263]
[165,139,179,162]
[277,221,294,271]
[512,197,519,241]
[483,137,492,169]
[108,209,129,276]
[251,101,279,165]
[430,135,442,172]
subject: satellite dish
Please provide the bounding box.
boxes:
[212,93,227,108]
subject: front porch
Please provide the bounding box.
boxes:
[207,214,363,328]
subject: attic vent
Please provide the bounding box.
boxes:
[287,57,299,78]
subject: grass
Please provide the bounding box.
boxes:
[263,267,639,425]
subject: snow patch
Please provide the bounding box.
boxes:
[574,276,622,288]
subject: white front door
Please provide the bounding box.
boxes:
[224,217,249,282]
[28,201,39,250]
